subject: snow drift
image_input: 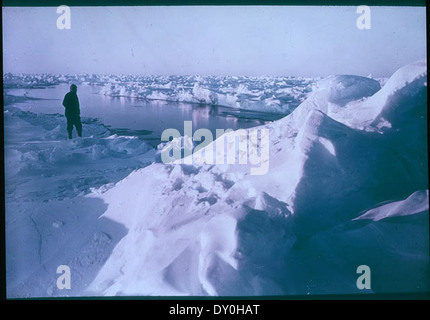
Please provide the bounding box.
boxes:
[85,59,428,296]
[5,60,428,297]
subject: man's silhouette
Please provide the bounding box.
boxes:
[62,84,82,139]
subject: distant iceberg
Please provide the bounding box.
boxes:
[95,74,316,114]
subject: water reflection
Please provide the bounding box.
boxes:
[5,84,284,147]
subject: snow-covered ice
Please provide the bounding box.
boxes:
[4,73,317,115]
[4,60,428,297]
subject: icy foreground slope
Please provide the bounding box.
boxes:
[83,60,428,296]
[4,108,157,298]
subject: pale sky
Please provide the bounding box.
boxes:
[2,6,427,77]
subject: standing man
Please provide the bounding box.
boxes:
[62,84,82,139]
